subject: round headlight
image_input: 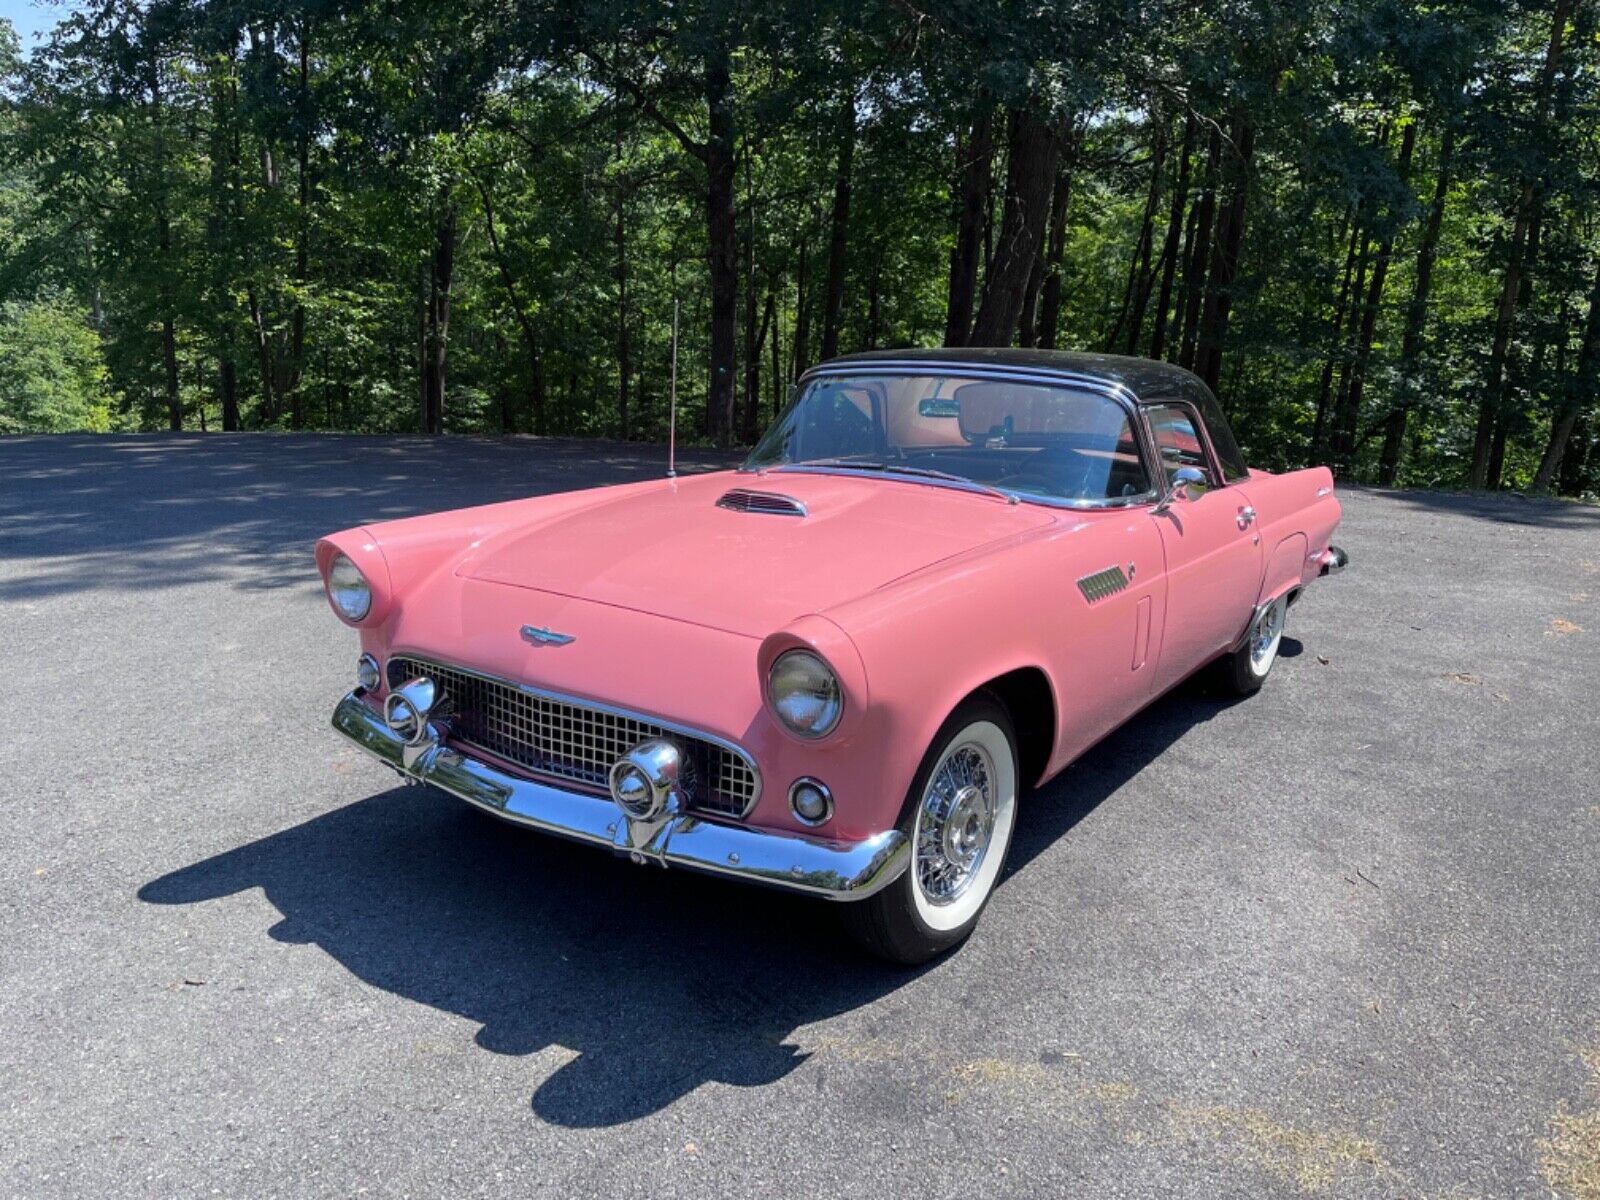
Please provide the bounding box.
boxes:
[767,650,843,739]
[327,552,372,622]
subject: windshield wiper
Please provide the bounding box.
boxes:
[776,459,1019,504]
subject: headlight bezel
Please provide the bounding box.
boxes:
[766,648,845,740]
[327,551,373,623]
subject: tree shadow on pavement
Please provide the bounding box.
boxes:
[0,434,737,602]
[1363,484,1600,530]
[139,675,1233,1128]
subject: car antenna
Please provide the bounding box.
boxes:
[667,298,678,479]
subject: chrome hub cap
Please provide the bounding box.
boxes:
[1251,599,1284,671]
[916,744,996,906]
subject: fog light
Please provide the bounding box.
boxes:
[789,778,833,826]
[612,766,652,816]
[383,676,437,746]
[608,739,685,821]
[356,653,381,692]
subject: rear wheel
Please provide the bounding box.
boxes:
[1218,592,1288,695]
[843,695,1019,965]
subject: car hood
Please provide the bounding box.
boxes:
[457,470,1057,636]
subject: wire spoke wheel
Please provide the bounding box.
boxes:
[915,743,996,906]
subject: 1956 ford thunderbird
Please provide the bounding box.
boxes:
[320,350,1347,963]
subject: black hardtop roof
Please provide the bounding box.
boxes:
[811,347,1214,404]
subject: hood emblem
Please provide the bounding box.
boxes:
[521,625,576,647]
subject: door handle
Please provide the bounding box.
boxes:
[1237,505,1256,530]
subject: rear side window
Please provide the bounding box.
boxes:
[1192,390,1250,482]
[1146,404,1213,496]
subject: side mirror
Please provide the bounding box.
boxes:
[1154,465,1207,515]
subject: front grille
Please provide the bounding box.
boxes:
[386,656,759,817]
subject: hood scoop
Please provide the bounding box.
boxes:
[716,487,808,517]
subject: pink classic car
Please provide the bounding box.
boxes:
[319,350,1346,963]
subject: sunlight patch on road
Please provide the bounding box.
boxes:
[1538,1034,1600,1200]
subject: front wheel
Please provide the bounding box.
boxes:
[843,695,1019,964]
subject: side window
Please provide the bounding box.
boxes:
[1193,390,1250,482]
[1145,404,1214,496]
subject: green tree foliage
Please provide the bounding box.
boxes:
[0,2,1597,497]
[0,293,114,432]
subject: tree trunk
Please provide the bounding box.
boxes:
[150,68,181,432]
[616,157,631,440]
[969,108,1062,347]
[1533,261,1600,491]
[1177,125,1222,370]
[422,206,455,435]
[285,17,311,428]
[945,108,993,347]
[865,252,883,348]
[246,287,277,422]
[1312,218,1363,456]
[1559,417,1590,494]
[1016,233,1046,347]
[160,317,181,432]
[1470,0,1571,488]
[1380,124,1455,485]
[477,175,546,435]
[1036,163,1075,350]
[1106,117,1167,353]
[747,288,773,438]
[1149,113,1196,360]
[1193,112,1258,393]
[1334,121,1416,474]
[220,357,240,431]
[819,92,855,361]
[704,47,738,446]
[790,223,811,379]
[770,285,783,418]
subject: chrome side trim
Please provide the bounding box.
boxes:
[331,693,907,901]
[1077,564,1130,603]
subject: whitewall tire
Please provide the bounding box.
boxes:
[844,695,1019,964]
[1220,592,1289,695]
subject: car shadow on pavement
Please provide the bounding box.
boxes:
[140,678,1232,1129]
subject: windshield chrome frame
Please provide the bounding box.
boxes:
[743,361,1164,512]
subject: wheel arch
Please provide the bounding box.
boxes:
[965,666,1057,790]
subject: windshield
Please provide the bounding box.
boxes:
[744,372,1156,505]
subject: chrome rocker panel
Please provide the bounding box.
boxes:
[331,692,908,901]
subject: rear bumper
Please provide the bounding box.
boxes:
[330,692,907,901]
[1318,545,1349,575]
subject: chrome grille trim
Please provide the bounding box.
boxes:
[1077,565,1130,604]
[385,655,760,818]
[716,488,808,517]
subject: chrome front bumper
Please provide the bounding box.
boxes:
[330,692,908,901]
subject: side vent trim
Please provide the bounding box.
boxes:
[716,488,809,517]
[1077,565,1130,604]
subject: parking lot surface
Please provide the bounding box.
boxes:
[3,434,1598,1198]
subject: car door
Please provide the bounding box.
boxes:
[1142,400,1263,694]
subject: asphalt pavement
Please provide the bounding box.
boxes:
[2,434,1598,1198]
